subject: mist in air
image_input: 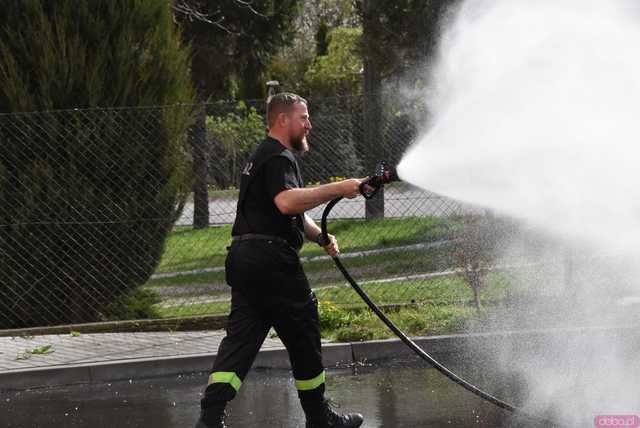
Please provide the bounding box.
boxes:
[399,0,640,255]
[398,0,640,425]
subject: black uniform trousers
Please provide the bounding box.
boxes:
[201,239,325,410]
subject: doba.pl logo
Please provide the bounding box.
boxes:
[594,415,640,427]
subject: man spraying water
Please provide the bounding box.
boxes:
[195,93,366,428]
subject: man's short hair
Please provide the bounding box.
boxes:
[267,92,307,128]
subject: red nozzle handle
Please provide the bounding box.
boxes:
[359,161,399,199]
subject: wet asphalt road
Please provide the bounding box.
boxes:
[0,362,540,428]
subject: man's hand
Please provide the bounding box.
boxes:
[339,177,371,199]
[321,233,340,257]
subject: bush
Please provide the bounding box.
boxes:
[101,288,162,321]
[318,300,352,331]
[206,102,266,189]
[335,324,377,342]
[0,0,194,328]
[321,304,477,342]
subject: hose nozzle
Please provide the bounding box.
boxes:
[360,160,399,199]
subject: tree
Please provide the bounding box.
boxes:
[0,0,195,327]
[452,216,493,311]
[304,27,363,97]
[360,0,385,218]
[451,213,513,311]
[267,0,359,95]
[176,0,301,100]
[206,102,266,189]
[356,0,451,85]
[175,0,300,228]
[357,0,451,218]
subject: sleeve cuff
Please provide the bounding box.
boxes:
[315,233,326,246]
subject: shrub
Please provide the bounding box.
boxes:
[0,0,194,327]
[101,288,162,321]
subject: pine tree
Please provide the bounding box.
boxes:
[0,0,195,327]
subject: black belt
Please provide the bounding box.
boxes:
[232,233,289,245]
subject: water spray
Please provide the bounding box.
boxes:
[320,161,559,427]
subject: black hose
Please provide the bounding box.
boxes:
[321,197,559,427]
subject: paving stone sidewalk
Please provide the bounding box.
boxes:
[0,330,284,372]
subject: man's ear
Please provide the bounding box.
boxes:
[278,112,289,127]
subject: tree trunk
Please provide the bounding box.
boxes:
[468,270,482,311]
[362,0,384,220]
[191,106,209,229]
[472,285,482,311]
[240,55,264,99]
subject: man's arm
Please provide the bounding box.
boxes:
[303,213,322,241]
[274,178,365,215]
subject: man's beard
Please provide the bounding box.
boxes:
[291,134,309,154]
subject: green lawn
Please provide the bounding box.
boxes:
[157,301,231,318]
[154,294,492,343]
[146,245,454,289]
[156,225,232,273]
[314,272,511,306]
[149,214,511,342]
[303,245,455,278]
[153,273,512,318]
[154,216,454,275]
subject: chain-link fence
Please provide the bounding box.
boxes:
[0,97,576,339]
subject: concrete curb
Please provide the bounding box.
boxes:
[0,335,449,391]
[1,325,636,391]
[0,346,353,392]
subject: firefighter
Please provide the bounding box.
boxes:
[195,93,366,428]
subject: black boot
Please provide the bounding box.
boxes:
[302,399,364,428]
[194,405,226,428]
